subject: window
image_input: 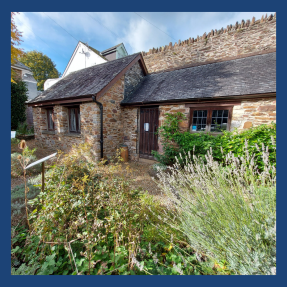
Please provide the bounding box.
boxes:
[68,106,81,133]
[189,106,233,132]
[47,108,54,131]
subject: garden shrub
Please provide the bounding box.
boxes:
[16,122,34,135]
[154,143,276,275]
[152,112,276,171]
[11,143,218,275]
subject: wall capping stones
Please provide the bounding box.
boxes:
[141,13,276,57]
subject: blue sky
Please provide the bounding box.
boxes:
[15,12,274,75]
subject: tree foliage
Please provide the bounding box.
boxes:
[11,80,28,130]
[19,51,61,91]
[11,12,24,83]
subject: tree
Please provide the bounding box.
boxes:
[11,80,28,130]
[19,51,61,91]
[11,12,24,83]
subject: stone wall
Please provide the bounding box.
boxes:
[142,14,276,73]
[32,102,100,159]
[99,76,125,159]
[154,97,276,154]
[124,61,145,100]
[231,97,276,130]
[32,67,145,161]
[123,106,139,160]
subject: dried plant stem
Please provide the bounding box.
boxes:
[23,164,31,232]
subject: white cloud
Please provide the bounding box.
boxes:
[14,12,35,40]
[118,17,171,53]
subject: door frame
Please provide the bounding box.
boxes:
[139,106,159,160]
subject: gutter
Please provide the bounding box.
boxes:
[92,96,104,159]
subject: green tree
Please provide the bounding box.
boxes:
[19,51,61,91]
[11,80,28,130]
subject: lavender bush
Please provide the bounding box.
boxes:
[155,140,276,275]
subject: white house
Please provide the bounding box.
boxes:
[44,42,128,91]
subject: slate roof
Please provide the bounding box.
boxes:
[12,61,31,71]
[29,53,141,104]
[23,73,37,83]
[122,52,276,105]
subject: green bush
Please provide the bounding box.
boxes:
[11,80,28,130]
[16,122,34,135]
[11,138,20,145]
[154,144,276,275]
[11,144,218,275]
[152,112,276,170]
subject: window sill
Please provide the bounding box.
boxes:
[42,130,55,135]
[64,133,82,138]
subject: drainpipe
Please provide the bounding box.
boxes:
[92,96,103,159]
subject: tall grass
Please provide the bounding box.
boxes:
[155,140,276,275]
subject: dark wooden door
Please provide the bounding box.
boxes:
[139,107,159,159]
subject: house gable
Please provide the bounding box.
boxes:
[62,41,108,78]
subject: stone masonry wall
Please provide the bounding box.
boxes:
[231,97,276,130]
[124,61,145,100]
[99,76,125,159]
[32,103,100,159]
[142,14,276,73]
[123,106,139,161]
[155,97,276,154]
[33,65,144,161]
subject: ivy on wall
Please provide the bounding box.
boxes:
[11,80,28,130]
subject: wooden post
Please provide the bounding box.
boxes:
[42,162,45,193]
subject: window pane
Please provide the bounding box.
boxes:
[48,110,54,129]
[211,110,229,132]
[70,109,76,132]
[191,110,207,131]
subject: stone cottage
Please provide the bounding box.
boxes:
[29,14,276,161]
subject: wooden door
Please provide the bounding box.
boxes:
[139,107,159,159]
